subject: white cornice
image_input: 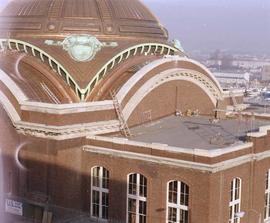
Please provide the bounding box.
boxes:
[21,100,114,114]
[16,120,120,140]
[0,68,115,115]
[247,125,270,138]
[87,135,253,158]
[0,80,120,139]
[83,145,267,173]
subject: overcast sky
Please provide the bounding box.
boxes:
[143,0,270,55]
[0,0,7,9]
[0,0,269,55]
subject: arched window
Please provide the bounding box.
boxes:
[91,166,109,220]
[167,180,189,223]
[229,178,242,223]
[127,173,147,223]
[264,170,270,220]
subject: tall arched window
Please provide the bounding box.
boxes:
[229,178,242,223]
[264,170,270,220]
[91,166,109,220]
[167,180,189,223]
[127,173,147,223]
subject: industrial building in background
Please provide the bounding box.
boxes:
[0,1,269,223]
[262,65,270,82]
[213,72,250,89]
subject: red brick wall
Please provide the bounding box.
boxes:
[1,104,270,223]
[128,80,215,126]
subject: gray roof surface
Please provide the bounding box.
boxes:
[125,115,270,150]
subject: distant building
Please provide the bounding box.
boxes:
[232,59,270,70]
[214,72,250,88]
[262,65,270,82]
[206,55,270,73]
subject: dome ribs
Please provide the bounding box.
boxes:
[62,0,99,18]
[0,0,167,39]
[26,1,52,17]
[48,0,64,18]
[96,0,113,19]
[0,0,175,102]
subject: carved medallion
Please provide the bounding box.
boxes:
[45,34,118,62]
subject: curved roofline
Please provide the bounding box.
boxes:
[0,67,115,112]
[121,68,221,120]
[117,56,223,104]
[0,68,28,103]
[0,91,20,123]
[138,0,168,38]
[85,43,181,100]
[0,38,82,97]
[0,39,181,101]
[180,57,223,92]
[0,0,168,39]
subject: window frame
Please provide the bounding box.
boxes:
[127,173,147,223]
[264,170,270,220]
[90,166,109,221]
[229,177,242,223]
[166,180,189,223]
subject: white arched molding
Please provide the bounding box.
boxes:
[0,91,20,123]
[85,43,180,97]
[122,68,222,120]
[117,56,223,103]
[0,68,27,123]
[0,39,180,101]
[178,57,223,93]
[0,68,28,103]
[0,39,83,98]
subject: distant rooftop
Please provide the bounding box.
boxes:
[119,115,270,150]
[244,97,270,114]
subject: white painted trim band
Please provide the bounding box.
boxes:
[117,56,223,103]
[0,68,28,102]
[87,135,253,158]
[83,145,268,173]
[21,100,114,114]
[0,68,115,114]
[0,91,20,122]
[16,120,120,140]
[247,125,270,138]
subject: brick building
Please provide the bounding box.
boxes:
[0,1,269,223]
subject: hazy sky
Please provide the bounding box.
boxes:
[0,0,7,9]
[143,0,270,54]
[0,0,269,54]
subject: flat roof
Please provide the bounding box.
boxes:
[243,99,270,114]
[121,115,270,150]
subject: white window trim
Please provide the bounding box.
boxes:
[229,178,242,223]
[127,173,147,223]
[265,170,270,220]
[90,166,109,221]
[166,181,189,223]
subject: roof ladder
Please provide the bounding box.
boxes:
[110,90,131,138]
